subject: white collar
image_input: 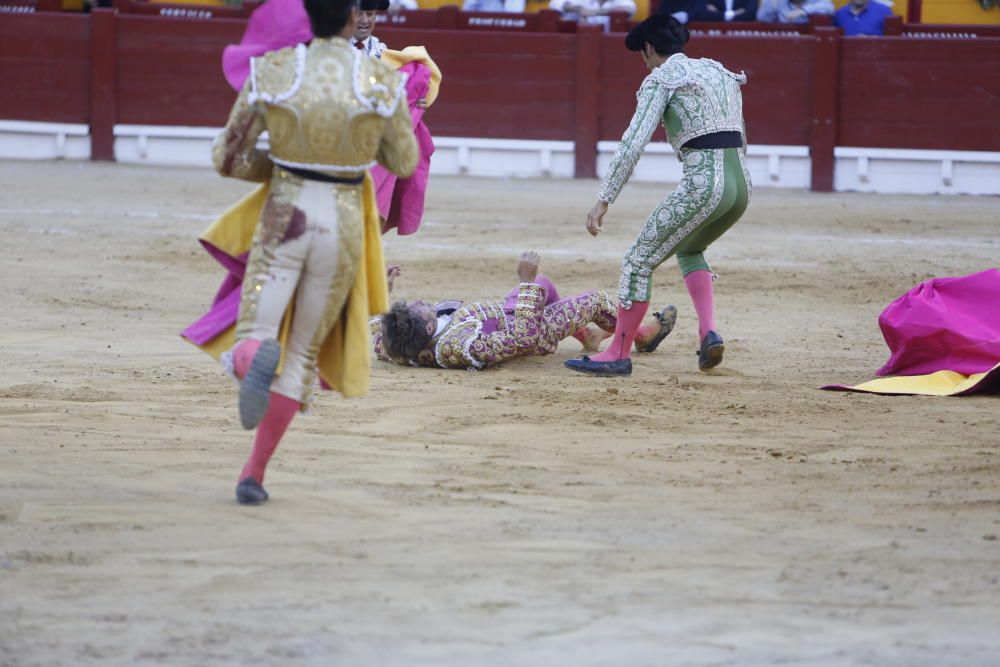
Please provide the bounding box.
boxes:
[434,314,452,338]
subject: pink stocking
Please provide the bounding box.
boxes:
[684,270,716,339]
[588,302,649,362]
[232,338,261,380]
[239,392,300,484]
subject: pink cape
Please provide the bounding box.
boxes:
[371,61,435,236]
[821,268,1000,396]
[221,0,312,91]
[876,268,1000,377]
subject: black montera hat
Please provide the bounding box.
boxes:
[625,14,690,54]
[359,0,390,9]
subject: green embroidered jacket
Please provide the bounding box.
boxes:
[599,53,747,204]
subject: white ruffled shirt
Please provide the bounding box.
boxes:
[351,35,386,59]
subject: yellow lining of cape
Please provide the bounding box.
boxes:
[190,174,389,398]
[842,362,1000,396]
[380,46,442,107]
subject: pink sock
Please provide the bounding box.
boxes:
[588,302,649,362]
[684,270,716,339]
[239,392,300,484]
[232,338,261,380]
[635,320,659,340]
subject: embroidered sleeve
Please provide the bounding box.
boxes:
[212,80,271,183]
[375,77,419,178]
[597,77,672,204]
[464,283,545,368]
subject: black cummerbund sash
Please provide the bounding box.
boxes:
[281,165,365,185]
[683,131,744,150]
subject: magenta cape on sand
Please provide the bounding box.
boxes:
[179,242,246,348]
[876,268,1000,377]
[371,61,435,236]
[823,268,1000,396]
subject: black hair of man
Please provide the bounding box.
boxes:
[304,0,359,38]
[625,14,691,56]
[381,302,434,364]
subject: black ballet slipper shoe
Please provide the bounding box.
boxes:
[239,338,281,430]
[236,477,269,505]
[697,330,725,371]
[564,355,633,377]
[636,305,678,354]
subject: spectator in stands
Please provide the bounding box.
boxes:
[756,0,833,23]
[694,0,758,21]
[352,0,390,57]
[462,0,526,12]
[833,0,892,35]
[549,0,637,22]
[657,0,697,24]
[388,0,419,10]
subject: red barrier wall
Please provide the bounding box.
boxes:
[3,9,1000,190]
[598,34,816,146]
[838,37,1000,151]
[379,27,578,141]
[115,15,243,126]
[0,13,90,123]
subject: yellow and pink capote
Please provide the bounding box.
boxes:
[183,0,441,398]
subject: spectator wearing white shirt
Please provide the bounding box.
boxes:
[694,0,758,21]
[657,0,696,24]
[757,0,833,23]
[388,0,418,10]
[352,0,390,58]
[462,0,527,12]
[549,0,637,21]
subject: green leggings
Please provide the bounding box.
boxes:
[619,147,751,307]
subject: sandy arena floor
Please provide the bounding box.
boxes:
[0,161,998,666]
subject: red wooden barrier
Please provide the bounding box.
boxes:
[112,0,262,19]
[376,6,569,31]
[377,27,579,141]
[3,8,1000,188]
[114,14,244,126]
[837,36,1000,152]
[0,0,60,12]
[91,8,116,159]
[598,33,816,147]
[900,22,1000,36]
[574,24,601,177]
[810,26,839,192]
[0,11,90,123]
[376,7,452,29]
[669,21,811,35]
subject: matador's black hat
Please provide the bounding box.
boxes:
[625,14,690,54]
[359,0,390,10]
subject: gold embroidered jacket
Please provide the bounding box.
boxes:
[212,37,418,181]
